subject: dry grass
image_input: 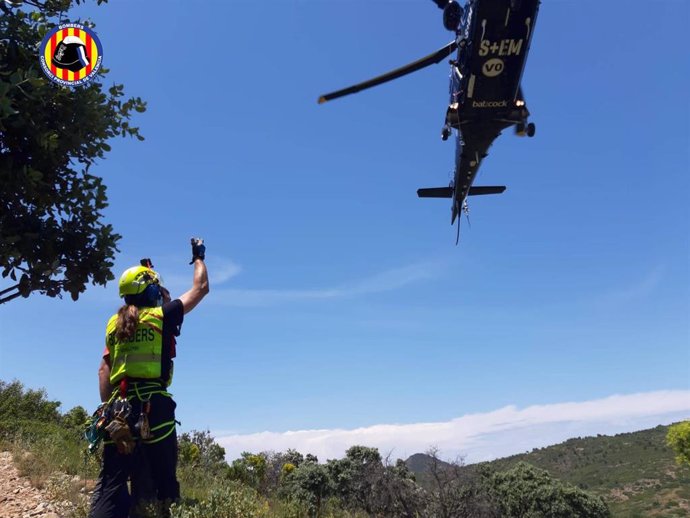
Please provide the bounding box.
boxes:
[9,436,98,517]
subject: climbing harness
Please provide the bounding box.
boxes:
[84,402,111,453]
[135,398,152,440]
[85,379,177,455]
[106,391,135,454]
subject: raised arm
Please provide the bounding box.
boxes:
[178,238,210,314]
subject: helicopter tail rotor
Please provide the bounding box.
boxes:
[452,200,472,245]
[453,199,461,244]
[417,185,506,243]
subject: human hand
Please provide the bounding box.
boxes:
[189,237,206,264]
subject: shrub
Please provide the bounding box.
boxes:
[667,421,690,466]
[489,462,610,518]
[0,380,61,424]
[170,482,269,518]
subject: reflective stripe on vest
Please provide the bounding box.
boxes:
[107,307,164,384]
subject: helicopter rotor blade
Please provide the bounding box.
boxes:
[318,40,458,104]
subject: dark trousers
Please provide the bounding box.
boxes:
[89,394,179,518]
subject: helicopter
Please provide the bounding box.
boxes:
[319,0,541,242]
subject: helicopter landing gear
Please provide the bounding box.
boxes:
[526,122,535,137]
[516,121,536,138]
[441,125,452,141]
[442,102,460,141]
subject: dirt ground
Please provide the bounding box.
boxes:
[0,451,68,518]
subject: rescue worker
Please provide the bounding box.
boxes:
[89,238,209,518]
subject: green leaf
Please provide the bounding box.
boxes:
[0,96,18,116]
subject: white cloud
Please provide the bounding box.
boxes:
[210,261,443,307]
[594,266,664,308]
[161,258,242,295]
[215,390,690,463]
[210,261,243,284]
[79,257,442,307]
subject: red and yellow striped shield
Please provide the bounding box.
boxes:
[39,23,103,86]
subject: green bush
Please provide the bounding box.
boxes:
[170,482,269,518]
[489,462,611,518]
[0,380,61,424]
[280,460,331,517]
[667,421,690,466]
[0,417,67,443]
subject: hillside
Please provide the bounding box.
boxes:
[405,452,454,474]
[407,424,690,517]
[1,378,686,517]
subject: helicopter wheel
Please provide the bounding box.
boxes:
[515,122,526,136]
[441,127,451,141]
[526,122,536,137]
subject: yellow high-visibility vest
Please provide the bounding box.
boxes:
[106,307,164,384]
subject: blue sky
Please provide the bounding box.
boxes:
[1,0,688,462]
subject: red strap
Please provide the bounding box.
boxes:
[119,378,127,398]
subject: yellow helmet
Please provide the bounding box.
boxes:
[118,266,161,298]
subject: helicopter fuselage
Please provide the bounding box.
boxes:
[444,0,540,223]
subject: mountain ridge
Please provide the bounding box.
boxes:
[405,423,690,517]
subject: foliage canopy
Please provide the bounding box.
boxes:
[0,379,61,423]
[488,462,610,518]
[667,421,690,466]
[0,0,145,302]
